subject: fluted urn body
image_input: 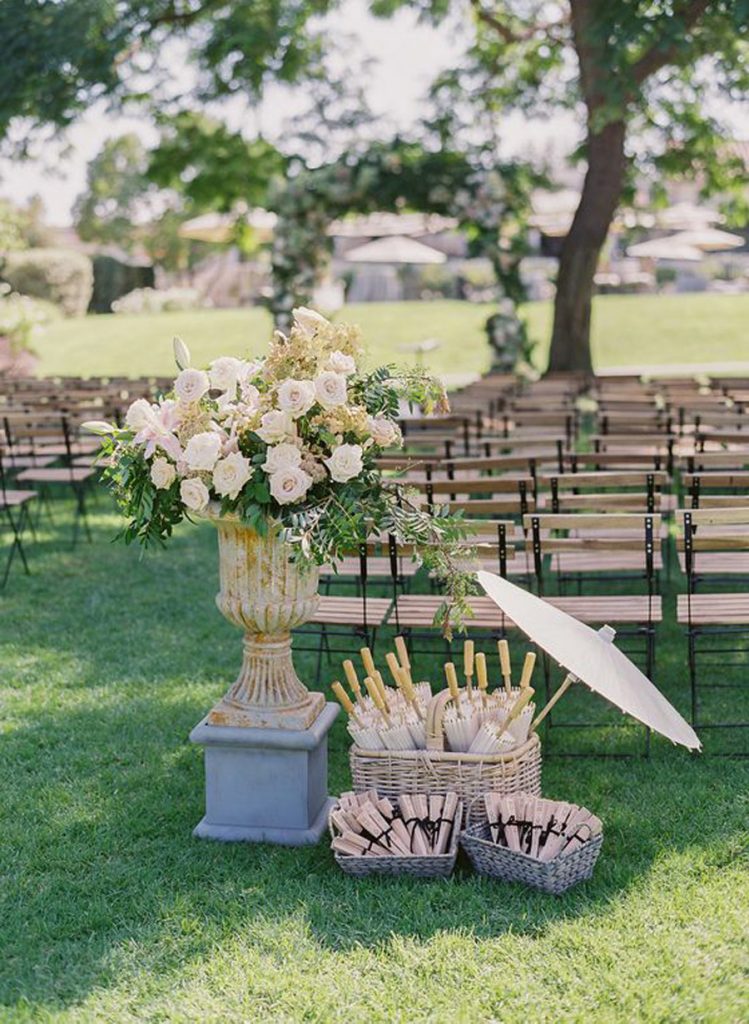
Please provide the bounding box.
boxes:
[206,512,324,730]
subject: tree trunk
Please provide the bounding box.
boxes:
[547,119,627,374]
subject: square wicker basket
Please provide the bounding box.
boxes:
[329,798,463,879]
[460,797,603,894]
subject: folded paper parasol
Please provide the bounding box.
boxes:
[477,571,701,750]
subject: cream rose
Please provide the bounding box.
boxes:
[256,409,295,444]
[314,370,347,409]
[277,378,316,418]
[150,457,176,490]
[180,477,210,512]
[174,368,210,404]
[212,452,253,500]
[184,431,223,471]
[263,443,302,474]
[292,306,329,337]
[209,356,244,392]
[327,350,356,376]
[367,415,400,448]
[325,443,364,483]
[269,466,313,505]
[239,382,260,409]
[125,398,154,431]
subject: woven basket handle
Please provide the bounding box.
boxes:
[425,688,453,750]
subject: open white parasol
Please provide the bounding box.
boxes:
[477,571,701,750]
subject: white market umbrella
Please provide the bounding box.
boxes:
[477,571,701,750]
[344,235,447,265]
[668,228,745,252]
[627,238,703,261]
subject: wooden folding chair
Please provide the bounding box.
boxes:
[14,415,95,545]
[676,507,749,743]
[0,452,38,587]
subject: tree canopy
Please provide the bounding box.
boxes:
[3,1,748,370]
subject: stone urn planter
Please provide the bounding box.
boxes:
[190,509,338,845]
[206,511,325,731]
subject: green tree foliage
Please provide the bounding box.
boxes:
[378,0,749,370]
[73,134,152,254]
[0,1,333,146]
[147,113,287,213]
[5,1,745,371]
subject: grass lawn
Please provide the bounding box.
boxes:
[34,292,749,380]
[1,500,748,1022]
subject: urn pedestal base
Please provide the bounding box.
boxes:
[189,703,339,846]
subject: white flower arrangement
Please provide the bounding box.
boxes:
[86,307,476,634]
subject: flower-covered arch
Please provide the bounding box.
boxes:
[268,140,538,371]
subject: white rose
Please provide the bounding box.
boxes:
[327,350,356,376]
[367,415,400,448]
[292,306,329,337]
[174,368,210,404]
[314,371,348,409]
[263,443,302,474]
[209,356,244,392]
[325,443,364,483]
[150,457,176,490]
[277,378,316,418]
[212,452,253,500]
[184,431,223,471]
[238,383,260,414]
[125,398,154,431]
[237,360,262,385]
[256,409,295,444]
[180,477,210,512]
[269,467,313,505]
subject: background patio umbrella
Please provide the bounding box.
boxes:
[627,238,704,261]
[343,235,447,264]
[668,228,745,252]
[477,571,701,750]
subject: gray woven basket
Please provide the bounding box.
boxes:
[460,797,603,894]
[329,799,462,879]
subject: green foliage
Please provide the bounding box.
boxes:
[147,112,287,213]
[0,285,59,353]
[0,196,53,251]
[73,134,153,255]
[0,1,335,145]
[0,248,93,317]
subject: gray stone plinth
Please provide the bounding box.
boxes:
[189,702,339,846]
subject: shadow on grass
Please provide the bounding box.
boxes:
[0,687,745,1013]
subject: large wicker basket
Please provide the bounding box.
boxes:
[349,688,542,814]
[460,796,603,894]
[328,797,462,879]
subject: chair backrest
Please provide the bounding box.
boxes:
[522,512,661,597]
[538,470,669,514]
[683,471,749,509]
[677,507,749,597]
